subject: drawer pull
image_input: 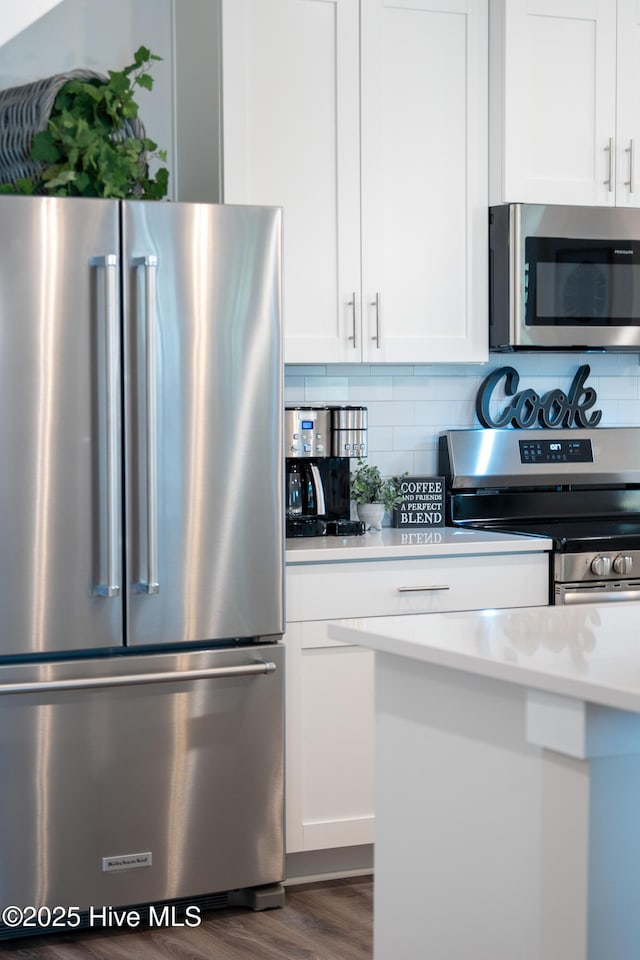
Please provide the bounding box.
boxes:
[397,585,450,593]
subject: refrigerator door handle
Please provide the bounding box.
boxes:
[133,255,160,596]
[0,660,277,695]
[91,254,121,599]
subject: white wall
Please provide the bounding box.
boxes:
[0,0,63,49]
[285,354,640,477]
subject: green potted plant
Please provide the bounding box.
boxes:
[350,459,405,531]
[0,46,168,199]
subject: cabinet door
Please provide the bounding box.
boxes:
[360,0,488,363]
[285,622,375,853]
[221,0,361,363]
[615,0,640,207]
[491,0,617,206]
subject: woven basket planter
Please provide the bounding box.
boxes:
[0,68,146,188]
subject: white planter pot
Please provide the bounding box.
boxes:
[357,502,385,531]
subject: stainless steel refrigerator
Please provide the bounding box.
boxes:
[0,196,284,934]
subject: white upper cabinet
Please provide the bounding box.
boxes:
[222,0,488,364]
[615,0,640,207]
[222,0,360,364]
[490,0,640,207]
[360,0,487,363]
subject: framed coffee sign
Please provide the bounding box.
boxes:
[393,477,445,528]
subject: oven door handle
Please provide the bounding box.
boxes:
[556,582,640,605]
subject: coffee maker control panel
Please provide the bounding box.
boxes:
[290,429,326,455]
[285,407,331,458]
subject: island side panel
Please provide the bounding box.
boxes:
[373,652,546,960]
[588,754,640,959]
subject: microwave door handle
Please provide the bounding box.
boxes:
[626,139,635,194]
[309,463,326,515]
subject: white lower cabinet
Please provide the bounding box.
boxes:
[285,621,375,854]
[284,550,550,854]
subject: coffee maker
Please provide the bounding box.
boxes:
[285,405,368,538]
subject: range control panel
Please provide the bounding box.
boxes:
[556,550,639,583]
[519,438,594,464]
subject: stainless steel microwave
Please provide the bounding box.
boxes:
[489,203,640,351]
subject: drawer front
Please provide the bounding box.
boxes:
[286,553,550,623]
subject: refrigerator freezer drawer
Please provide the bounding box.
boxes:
[0,645,284,920]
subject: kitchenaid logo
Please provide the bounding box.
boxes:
[102,852,152,872]
[476,364,602,429]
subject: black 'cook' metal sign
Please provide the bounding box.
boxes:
[476,364,602,429]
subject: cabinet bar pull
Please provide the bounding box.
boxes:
[347,292,357,349]
[397,585,451,593]
[605,137,614,192]
[626,139,635,194]
[371,292,381,349]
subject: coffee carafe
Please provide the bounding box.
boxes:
[285,405,368,538]
[286,460,325,518]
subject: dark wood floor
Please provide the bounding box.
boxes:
[0,877,373,960]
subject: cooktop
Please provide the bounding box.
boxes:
[475,517,640,553]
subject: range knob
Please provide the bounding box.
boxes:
[613,554,633,575]
[590,555,611,577]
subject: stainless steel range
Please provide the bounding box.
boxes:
[439,427,640,605]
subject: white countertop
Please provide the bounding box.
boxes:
[285,526,552,563]
[329,602,640,713]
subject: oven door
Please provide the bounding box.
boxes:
[555,580,640,604]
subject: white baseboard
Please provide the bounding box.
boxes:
[285,844,374,886]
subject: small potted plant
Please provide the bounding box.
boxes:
[350,459,405,531]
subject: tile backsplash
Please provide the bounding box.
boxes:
[285,354,640,477]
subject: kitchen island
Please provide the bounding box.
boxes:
[330,603,640,960]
